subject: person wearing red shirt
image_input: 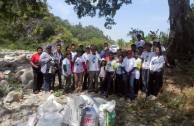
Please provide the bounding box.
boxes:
[30,47,43,94]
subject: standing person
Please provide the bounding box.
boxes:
[30,47,44,94]
[79,44,85,55]
[121,50,137,101]
[82,46,91,90]
[86,46,100,92]
[98,58,106,95]
[71,44,77,60]
[114,55,124,97]
[73,49,86,92]
[62,53,72,94]
[134,51,142,96]
[65,46,71,53]
[135,34,145,48]
[114,49,122,61]
[148,46,165,100]
[105,52,116,97]
[40,45,56,93]
[53,44,64,89]
[131,44,137,55]
[138,46,144,56]
[100,42,109,58]
[141,42,155,96]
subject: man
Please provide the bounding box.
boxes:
[100,42,109,58]
[82,46,91,90]
[39,45,55,93]
[141,42,155,96]
[121,50,137,101]
[114,49,122,61]
[135,34,145,48]
[30,47,44,94]
[53,44,64,89]
[79,44,85,55]
[71,44,77,60]
[86,46,101,92]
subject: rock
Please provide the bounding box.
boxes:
[19,70,34,85]
[0,80,8,87]
[4,91,23,104]
[3,70,11,75]
[26,80,34,89]
[0,105,11,117]
[26,54,33,60]
[4,55,15,62]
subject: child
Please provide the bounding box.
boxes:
[134,51,142,96]
[62,53,72,94]
[98,58,106,95]
[148,46,165,100]
[114,55,124,97]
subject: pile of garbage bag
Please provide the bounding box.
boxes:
[19,94,116,126]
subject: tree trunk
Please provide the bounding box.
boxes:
[168,0,194,60]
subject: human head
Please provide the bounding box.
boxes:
[66,46,71,53]
[104,42,109,50]
[76,49,82,56]
[131,44,136,52]
[109,52,114,60]
[45,45,52,53]
[155,46,162,56]
[136,34,142,41]
[118,55,123,62]
[56,44,61,52]
[37,47,43,55]
[86,46,90,53]
[117,49,122,56]
[126,50,132,58]
[79,44,84,50]
[71,44,76,52]
[138,46,144,55]
[144,42,152,52]
[66,53,72,60]
[100,58,106,66]
[134,50,139,59]
[90,45,96,54]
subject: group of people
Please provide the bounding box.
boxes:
[30,34,168,101]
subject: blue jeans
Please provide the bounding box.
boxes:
[123,73,135,100]
[43,73,54,92]
[106,72,114,94]
[142,69,150,95]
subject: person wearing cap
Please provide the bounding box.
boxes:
[105,51,116,97]
[53,44,64,89]
[140,42,155,96]
[39,45,56,93]
[86,46,101,92]
[121,50,137,101]
[30,47,44,94]
[82,46,91,90]
[135,34,145,48]
[72,49,86,92]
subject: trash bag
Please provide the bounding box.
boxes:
[66,95,86,126]
[82,105,98,126]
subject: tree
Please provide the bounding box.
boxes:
[117,38,125,49]
[65,0,194,60]
[168,0,194,59]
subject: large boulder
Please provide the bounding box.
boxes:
[0,80,8,87]
[4,55,15,62]
[3,91,23,104]
[19,70,34,85]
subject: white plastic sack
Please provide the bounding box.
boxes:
[82,105,98,126]
[66,95,86,126]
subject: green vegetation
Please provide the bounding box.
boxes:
[0,0,114,51]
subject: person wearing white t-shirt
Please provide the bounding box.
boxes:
[135,34,145,48]
[71,44,77,61]
[82,46,91,90]
[98,58,107,95]
[140,42,155,96]
[114,55,124,97]
[86,46,100,92]
[73,49,86,92]
[121,50,137,101]
[134,51,142,96]
[105,52,116,97]
[62,53,72,94]
[149,46,165,100]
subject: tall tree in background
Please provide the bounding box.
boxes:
[168,0,194,58]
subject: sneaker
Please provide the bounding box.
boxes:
[148,95,157,100]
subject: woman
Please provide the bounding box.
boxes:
[148,46,165,100]
[73,49,86,93]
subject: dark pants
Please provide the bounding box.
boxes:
[134,79,140,96]
[63,75,71,93]
[33,70,43,92]
[123,73,135,100]
[149,71,163,96]
[115,74,124,96]
[52,69,62,89]
[99,77,105,93]
[106,72,114,95]
[83,72,89,90]
[43,73,55,92]
[142,69,150,95]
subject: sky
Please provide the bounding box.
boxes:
[47,0,170,41]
